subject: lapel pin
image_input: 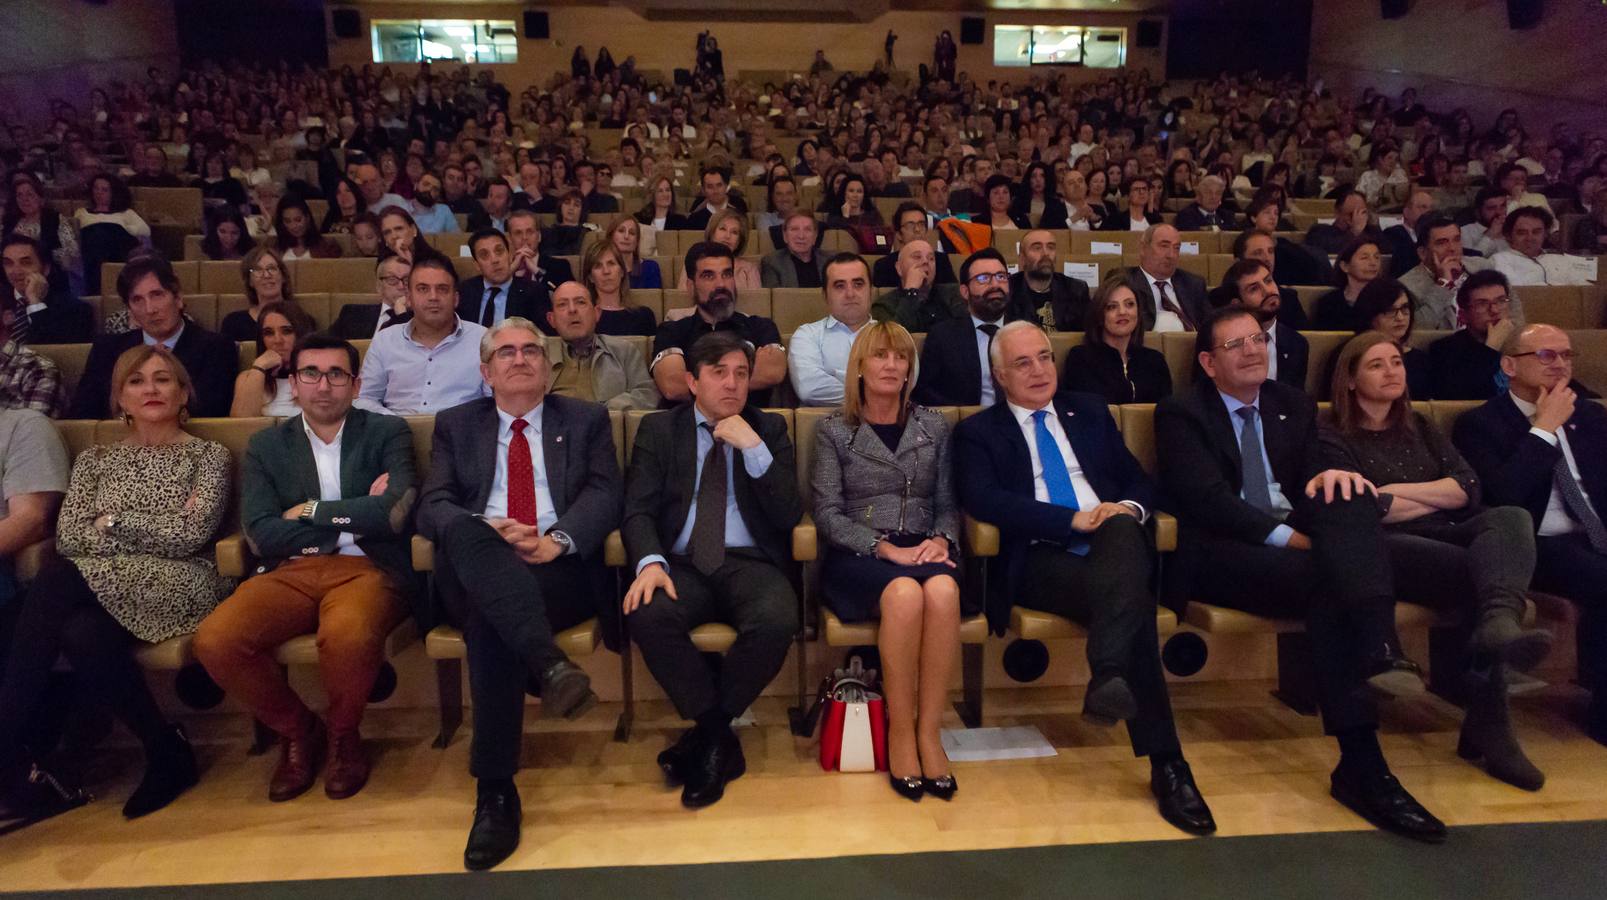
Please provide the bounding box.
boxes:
[556,435,564,442]
[1279,414,1287,421]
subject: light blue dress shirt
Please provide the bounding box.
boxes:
[412,202,461,234]
[142,323,183,349]
[787,315,869,407]
[475,278,514,325]
[636,407,775,574]
[971,314,1004,407]
[355,317,490,415]
[1217,390,1295,547]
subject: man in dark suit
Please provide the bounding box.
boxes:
[912,249,1025,407]
[1232,229,1311,330]
[1172,175,1239,232]
[507,210,575,287]
[331,255,413,339]
[863,157,911,198]
[682,167,748,232]
[1303,188,1378,257]
[194,335,416,805]
[458,229,555,334]
[467,181,514,233]
[1454,324,1607,745]
[1216,258,1309,392]
[1,235,94,344]
[574,160,621,217]
[1383,189,1434,278]
[955,322,1215,836]
[1156,306,1444,843]
[622,331,801,810]
[1125,225,1209,334]
[417,316,623,870]
[871,203,957,288]
[1009,228,1091,330]
[70,256,237,419]
[1098,178,1158,232]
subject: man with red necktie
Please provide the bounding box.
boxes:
[417,316,623,871]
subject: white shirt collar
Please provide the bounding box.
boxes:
[1510,390,1538,418]
[1007,399,1055,428]
[1141,267,1171,290]
[826,316,869,334]
[142,322,185,349]
[301,415,347,450]
[497,401,544,436]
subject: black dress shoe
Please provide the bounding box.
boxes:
[464,783,523,871]
[123,725,199,819]
[921,773,958,801]
[1083,675,1139,725]
[1151,759,1216,836]
[1330,769,1447,844]
[1362,646,1426,699]
[681,730,745,809]
[888,773,924,802]
[657,728,702,786]
[539,661,598,720]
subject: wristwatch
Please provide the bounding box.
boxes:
[299,501,319,522]
[548,530,574,553]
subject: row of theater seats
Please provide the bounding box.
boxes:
[21,399,1587,745]
[33,322,1607,407]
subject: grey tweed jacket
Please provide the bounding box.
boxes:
[810,405,960,557]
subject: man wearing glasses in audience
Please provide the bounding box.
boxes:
[1427,270,1528,401]
[196,334,418,805]
[913,249,1032,406]
[872,203,957,288]
[332,255,412,339]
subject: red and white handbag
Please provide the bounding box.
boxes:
[814,659,888,773]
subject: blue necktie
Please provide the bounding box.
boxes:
[1033,410,1088,556]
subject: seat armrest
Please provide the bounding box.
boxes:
[964,515,1000,557]
[14,538,56,583]
[214,532,254,578]
[411,534,435,572]
[1153,512,1177,553]
[604,530,626,568]
[792,514,816,562]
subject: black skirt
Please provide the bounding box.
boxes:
[822,533,960,624]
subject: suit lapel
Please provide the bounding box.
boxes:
[1200,383,1243,473]
[994,403,1035,493]
[473,401,500,505]
[673,405,699,516]
[956,322,984,400]
[284,416,323,504]
[337,410,364,498]
[542,398,568,515]
[1259,388,1291,478]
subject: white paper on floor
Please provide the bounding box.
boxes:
[940,726,1058,762]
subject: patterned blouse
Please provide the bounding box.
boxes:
[56,438,236,642]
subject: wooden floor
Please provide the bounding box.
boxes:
[4,680,1607,892]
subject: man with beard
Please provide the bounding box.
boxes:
[912,249,1026,407]
[1461,188,1510,258]
[650,242,786,405]
[1008,229,1091,330]
[1231,229,1310,330]
[1213,258,1309,391]
[410,174,461,234]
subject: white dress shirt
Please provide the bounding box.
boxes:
[1264,323,1280,382]
[1490,250,1549,286]
[1461,222,1509,257]
[1128,215,1152,232]
[1007,400,1148,521]
[1139,267,1186,333]
[971,314,1005,407]
[1511,391,1589,537]
[302,417,361,555]
[355,317,490,415]
[787,315,869,407]
[482,404,560,537]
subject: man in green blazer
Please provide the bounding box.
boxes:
[196,334,418,806]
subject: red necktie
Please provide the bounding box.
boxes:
[507,418,538,526]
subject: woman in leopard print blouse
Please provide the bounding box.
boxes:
[0,346,234,828]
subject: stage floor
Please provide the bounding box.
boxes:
[4,680,1607,892]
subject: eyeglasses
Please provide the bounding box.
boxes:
[1383,304,1411,319]
[1006,350,1055,374]
[295,367,353,386]
[378,275,409,287]
[492,343,545,362]
[1213,331,1272,354]
[249,266,282,277]
[1469,295,1511,311]
[1512,349,1575,365]
[969,272,1011,287]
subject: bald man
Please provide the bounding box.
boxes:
[870,239,963,332]
[1454,324,1607,745]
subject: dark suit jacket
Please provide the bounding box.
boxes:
[1174,203,1239,232]
[1428,331,1503,401]
[1124,266,1209,333]
[622,403,801,572]
[20,289,94,344]
[240,410,419,615]
[416,395,623,639]
[683,199,749,232]
[1155,378,1327,597]
[1099,211,1157,232]
[457,276,555,335]
[329,304,411,340]
[70,323,238,419]
[1271,322,1309,392]
[954,393,1159,631]
[1382,224,1418,278]
[1061,342,1172,405]
[912,316,997,407]
[1012,199,1069,230]
[1276,286,1310,330]
[1453,393,1607,535]
[872,251,956,289]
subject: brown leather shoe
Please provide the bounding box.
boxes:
[268,718,325,803]
[323,730,370,800]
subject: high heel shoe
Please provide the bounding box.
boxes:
[922,773,957,801]
[888,773,924,802]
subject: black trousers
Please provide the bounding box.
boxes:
[0,558,169,765]
[1532,533,1607,698]
[1186,494,1399,735]
[439,517,598,780]
[628,548,797,722]
[1020,515,1181,758]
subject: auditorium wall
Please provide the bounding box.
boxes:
[1308,0,1607,131]
[0,0,179,126]
[325,4,1166,88]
